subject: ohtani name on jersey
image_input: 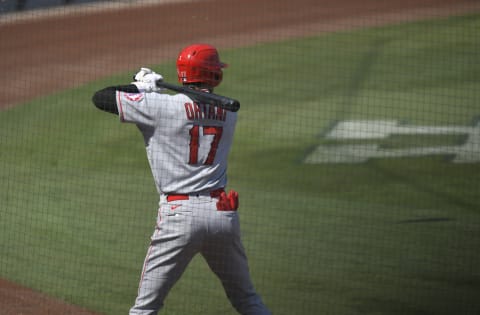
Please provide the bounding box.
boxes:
[184,102,226,122]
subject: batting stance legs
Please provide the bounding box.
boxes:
[129,195,271,315]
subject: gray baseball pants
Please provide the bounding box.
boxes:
[129,194,271,315]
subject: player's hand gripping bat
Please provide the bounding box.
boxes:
[156,81,240,112]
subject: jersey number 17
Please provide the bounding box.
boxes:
[188,125,223,165]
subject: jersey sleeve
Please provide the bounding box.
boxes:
[116,91,162,127]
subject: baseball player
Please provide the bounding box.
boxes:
[92,44,271,315]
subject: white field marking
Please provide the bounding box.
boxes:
[326,120,474,139]
[0,0,204,24]
[304,120,480,164]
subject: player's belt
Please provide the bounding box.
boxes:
[166,188,225,202]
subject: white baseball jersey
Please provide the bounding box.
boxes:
[116,91,237,194]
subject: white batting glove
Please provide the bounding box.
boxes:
[132,67,164,93]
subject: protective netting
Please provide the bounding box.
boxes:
[1,1,479,314]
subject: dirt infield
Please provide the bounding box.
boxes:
[0,278,96,315]
[0,0,478,313]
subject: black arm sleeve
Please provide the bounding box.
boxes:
[92,84,140,114]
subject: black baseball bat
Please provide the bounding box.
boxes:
[156,81,240,112]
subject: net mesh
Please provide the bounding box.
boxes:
[1,1,479,314]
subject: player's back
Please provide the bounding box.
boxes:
[121,92,237,194]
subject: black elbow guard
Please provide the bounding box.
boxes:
[92,88,118,114]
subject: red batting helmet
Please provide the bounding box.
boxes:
[176,44,228,88]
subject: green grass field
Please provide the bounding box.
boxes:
[1,14,479,315]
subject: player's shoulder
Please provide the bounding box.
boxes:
[144,92,190,103]
[142,92,191,119]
